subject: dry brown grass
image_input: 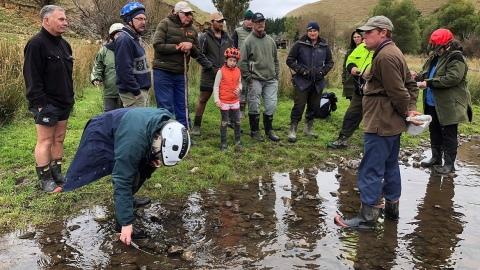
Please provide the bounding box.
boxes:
[286,0,480,36]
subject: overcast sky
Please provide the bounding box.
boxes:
[187,0,320,19]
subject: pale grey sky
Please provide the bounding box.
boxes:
[187,0,319,19]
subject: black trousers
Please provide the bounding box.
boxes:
[425,104,458,153]
[290,84,322,123]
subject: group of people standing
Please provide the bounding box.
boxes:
[23,2,472,244]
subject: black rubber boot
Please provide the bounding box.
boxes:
[220,136,228,151]
[434,151,456,174]
[249,114,264,142]
[50,159,65,185]
[192,116,202,136]
[115,219,149,239]
[35,165,62,194]
[382,200,399,221]
[235,134,243,148]
[334,203,380,229]
[133,198,151,208]
[421,145,443,167]
[303,119,318,139]
[264,114,280,142]
[287,121,298,143]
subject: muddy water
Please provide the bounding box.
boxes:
[1,141,480,269]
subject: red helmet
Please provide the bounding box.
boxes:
[428,28,454,51]
[224,47,241,59]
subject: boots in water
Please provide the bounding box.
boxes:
[287,121,298,143]
[264,114,280,142]
[192,116,202,136]
[421,145,443,167]
[220,136,228,151]
[249,114,264,142]
[115,219,149,239]
[50,159,65,185]
[434,151,456,174]
[303,119,318,139]
[36,164,62,194]
[334,203,380,229]
[133,198,151,208]
[382,200,399,221]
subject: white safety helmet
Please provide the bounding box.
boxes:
[108,23,124,39]
[151,120,190,167]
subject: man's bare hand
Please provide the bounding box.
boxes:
[120,224,133,245]
[408,111,423,126]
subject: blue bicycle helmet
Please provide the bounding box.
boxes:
[120,2,145,22]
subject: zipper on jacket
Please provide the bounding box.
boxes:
[455,100,466,108]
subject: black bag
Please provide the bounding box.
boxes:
[314,92,338,118]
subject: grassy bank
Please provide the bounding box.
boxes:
[1,83,480,231]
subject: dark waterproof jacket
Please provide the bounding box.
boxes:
[415,50,472,126]
[63,108,172,227]
[24,27,74,109]
[286,34,334,94]
[196,28,233,87]
[114,27,151,96]
[152,13,200,74]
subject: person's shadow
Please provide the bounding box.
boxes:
[404,174,464,269]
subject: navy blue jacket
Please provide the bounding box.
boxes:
[114,27,151,96]
[64,108,172,226]
[286,34,334,94]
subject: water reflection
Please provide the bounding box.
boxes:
[404,174,464,269]
[1,141,480,269]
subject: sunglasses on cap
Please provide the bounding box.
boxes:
[180,11,193,17]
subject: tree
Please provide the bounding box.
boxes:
[284,16,297,45]
[212,0,251,34]
[70,0,124,41]
[436,0,477,39]
[371,0,421,54]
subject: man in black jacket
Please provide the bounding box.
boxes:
[23,5,74,194]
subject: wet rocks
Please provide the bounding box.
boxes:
[18,231,35,239]
[330,190,340,197]
[168,245,184,254]
[182,248,196,261]
[93,215,109,222]
[285,240,295,250]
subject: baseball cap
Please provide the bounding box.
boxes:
[357,15,393,31]
[210,11,225,21]
[174,1,194,13]
[251,12,265,23]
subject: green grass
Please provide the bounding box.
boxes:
[2,85,480,232]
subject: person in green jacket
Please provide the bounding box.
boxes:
[152,1,200,131]
[341,31,363,100]
[327,42,373,149]
[414,29,473,174]
[239,12,281,142]
[91,23,124,112]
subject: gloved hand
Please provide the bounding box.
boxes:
[315,71,324,82]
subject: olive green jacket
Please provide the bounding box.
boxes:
[152,14,200,73]
[341,48,355,98]
[90,44,119,98]
[415,50,472,126]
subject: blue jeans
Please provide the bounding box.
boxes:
[153,69,191,128]
[358,133,401,206]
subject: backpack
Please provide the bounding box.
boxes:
[314,92,338,118]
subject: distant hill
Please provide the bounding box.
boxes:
[286,0,480,32]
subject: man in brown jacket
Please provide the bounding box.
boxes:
[334,16,422,229]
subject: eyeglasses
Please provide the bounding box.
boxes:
[214,19,224,23]
[180,12,193,17]
[134,17,147,22]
